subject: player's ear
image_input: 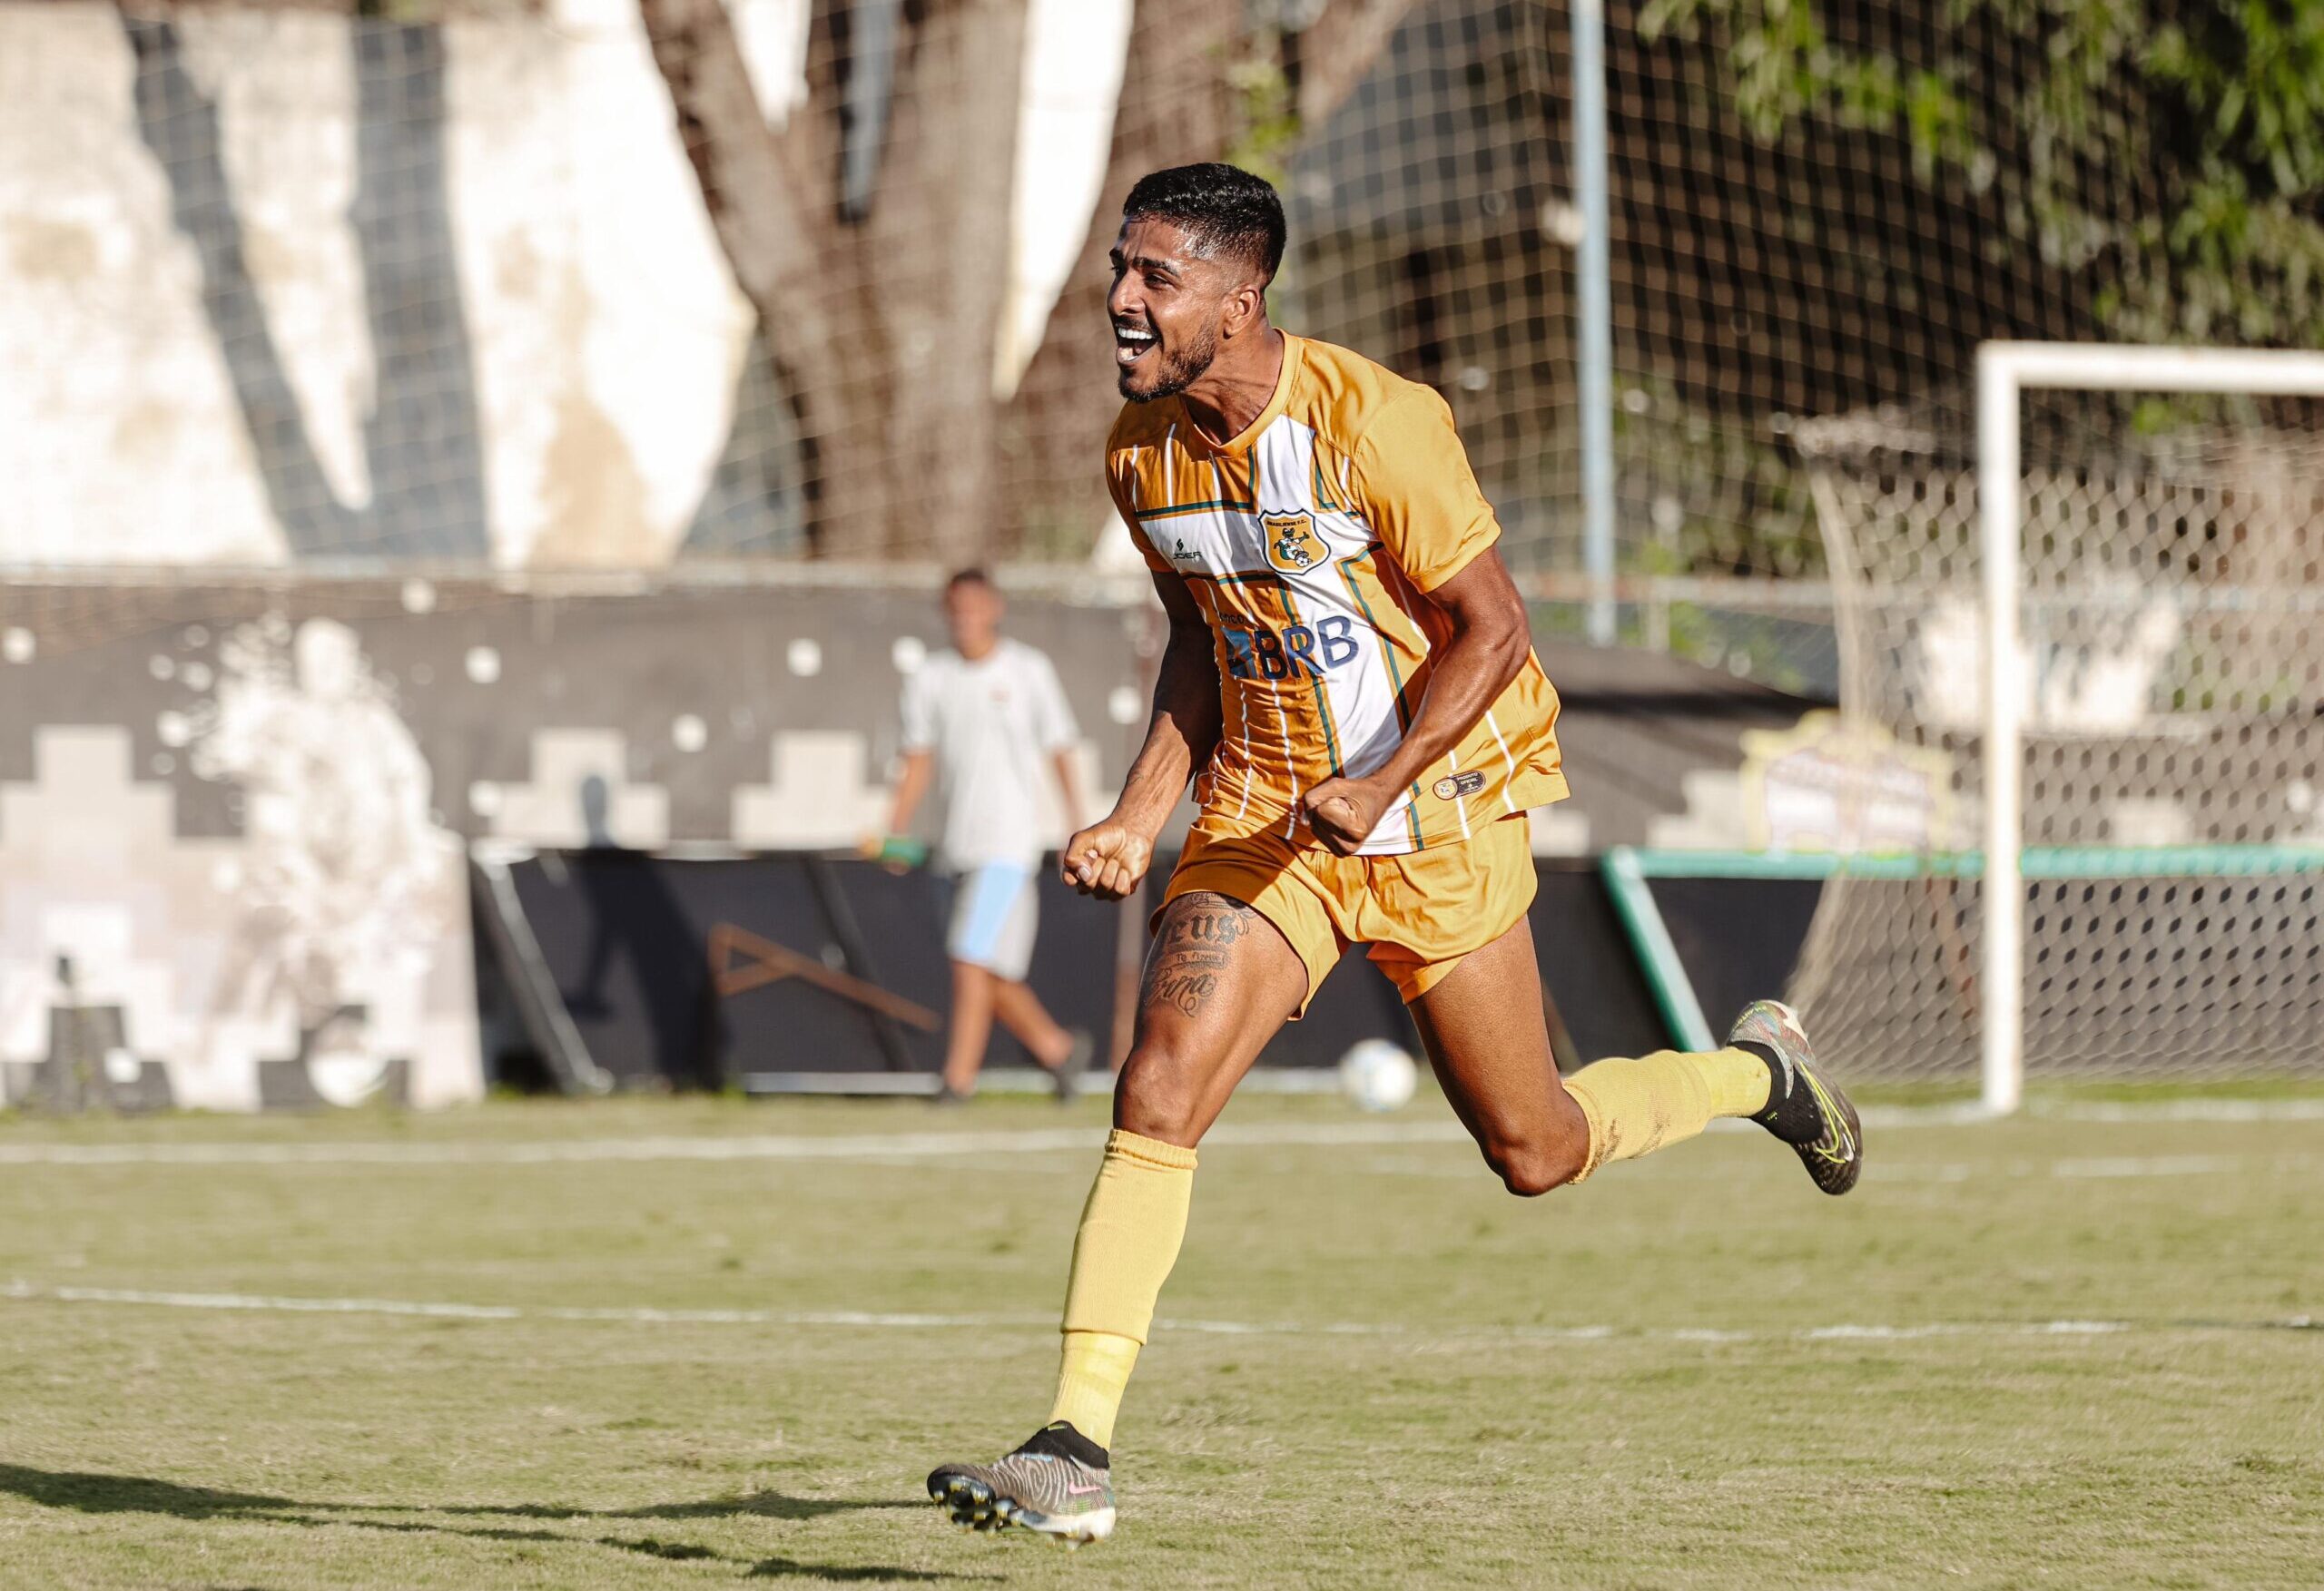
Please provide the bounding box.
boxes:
[1223,277,1266,338]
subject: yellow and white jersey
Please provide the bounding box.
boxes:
[1107,334,1568,856]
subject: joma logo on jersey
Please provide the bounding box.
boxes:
[1262,512,1327,574]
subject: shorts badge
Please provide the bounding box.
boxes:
[1262,512,1327,575]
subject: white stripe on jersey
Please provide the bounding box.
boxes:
[1483,708,1520,814]
[1444,748,1472,840]
[1256,418,1432,857]
[1231,673,1256,821]
[1272,683,1301,839]
[1262,423,1388,762]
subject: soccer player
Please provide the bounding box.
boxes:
[928,165,1860,1543]
[880,569,1092,1102]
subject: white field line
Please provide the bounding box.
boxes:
[1866,1154,2253,1184]
[1358,1152,2297,1183]
[0,1282,1046,1330]
[1814,1098,2324,1127]
[0,1122,1472,1168]
[3,1280,2311,1343]
[0,1097,2313,1170]
[2028,1097,2324,1124]
[1366,1147,2314,1184]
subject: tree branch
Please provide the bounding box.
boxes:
[1291,0,1415,131]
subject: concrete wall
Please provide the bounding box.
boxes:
[0,0,1132,570]
[3,0,748,568]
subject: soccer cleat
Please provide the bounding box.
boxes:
[1728,999,1862,1195]
[927,1422,1116,1544]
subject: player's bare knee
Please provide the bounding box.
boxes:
[1112,1044,1206,1146]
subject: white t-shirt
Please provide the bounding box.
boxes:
[900,638,1078,871]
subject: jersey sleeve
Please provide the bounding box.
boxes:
[1350,388,1502,591]
[898,667,936,752]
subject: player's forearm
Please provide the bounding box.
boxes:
[1363,613,1530,798]
[885,751,935,834]
[1106,628,1222,837]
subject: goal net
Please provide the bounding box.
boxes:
[1790,346,2324,1105]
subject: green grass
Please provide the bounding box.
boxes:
[0,1093,2318,1587]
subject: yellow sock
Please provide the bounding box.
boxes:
[1563,1047,1769,1183]
[1702,1046,1775,1118]
[1049,1332,1140,1449]
[1046,1128,1196,1449]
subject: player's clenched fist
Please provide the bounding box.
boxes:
[1302,775,1389,856]
[1061,820,1153,900]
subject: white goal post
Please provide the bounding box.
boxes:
[1977,343,2324,1114]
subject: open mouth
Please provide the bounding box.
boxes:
[1113,322,1157,368]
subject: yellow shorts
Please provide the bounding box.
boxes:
[1161,813,1538,1015]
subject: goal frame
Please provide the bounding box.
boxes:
[1975,342,2324,1114]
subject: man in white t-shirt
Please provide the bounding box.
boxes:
[881,570,1092,1101]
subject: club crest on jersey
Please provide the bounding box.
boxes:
[1263,512,1327,575]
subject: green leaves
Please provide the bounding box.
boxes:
[1658,0,2324,347]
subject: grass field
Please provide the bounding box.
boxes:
[0,1090,2318,1588]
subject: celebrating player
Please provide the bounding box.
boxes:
[929,164,1861,1544]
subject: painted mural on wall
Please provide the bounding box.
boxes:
[0,0,1134,570]
[0,722,478,1113]
[186,617,467,1105]
[0,0,756,568]
[0,609,479,1111]
[0,580,1145,1108]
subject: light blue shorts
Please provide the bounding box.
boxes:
[946,863,1040,982]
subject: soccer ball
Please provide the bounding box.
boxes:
[1338,1039,1419,1114]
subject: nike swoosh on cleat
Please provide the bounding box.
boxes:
[1065,1482,1106,1497]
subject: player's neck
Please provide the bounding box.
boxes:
[1177,326,1285,448]
[957,633,1000,663]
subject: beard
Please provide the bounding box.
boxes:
[1118,319,1218,403]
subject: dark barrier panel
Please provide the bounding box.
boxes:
[1643,876,1825,1036]
[507,853,1118,1085]
[1531,862,1673,1062]
[491,851,1805,1087]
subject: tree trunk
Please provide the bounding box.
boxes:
[1286,0,1413,132]
[642,0,1026,557]
[642,0,1409,561]
[1000,0,1240,557]
[640,0,883,555]
[867,0,1026,560]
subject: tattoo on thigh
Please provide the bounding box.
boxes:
[1143,896,1259,1018]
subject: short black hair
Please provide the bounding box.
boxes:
[1122,163,1286,284]
[944,566,994,594]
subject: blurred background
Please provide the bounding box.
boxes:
[3,0,2320,1111]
